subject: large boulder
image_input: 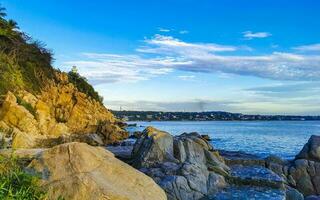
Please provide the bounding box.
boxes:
[132,127,229,200]
[265,135,320,197]
[132,126,175,168]
[296,135,320,161]
[27,142,167,200]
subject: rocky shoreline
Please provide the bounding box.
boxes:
[1,122,320,199]
[106,127,320,200]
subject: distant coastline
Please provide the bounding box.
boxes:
[112,110,320,121]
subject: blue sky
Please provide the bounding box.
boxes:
[2,0,320,114]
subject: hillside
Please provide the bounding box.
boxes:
[0,6,128,149]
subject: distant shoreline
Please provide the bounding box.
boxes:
[112,110,320,121]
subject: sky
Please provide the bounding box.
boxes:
[1,0,320,114]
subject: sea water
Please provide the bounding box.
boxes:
[127,121,320,160]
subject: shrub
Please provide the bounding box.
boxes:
[0,155,47,200]
[68,71,103,104]
[16,96,36,116]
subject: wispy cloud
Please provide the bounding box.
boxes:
[137,34,237,54]
[178,75,195,80]
[293,43,320,51]
[243,31,272,40]
[158,27,171,32]
[246,82,320,98]
[64,53,180,84]
[65,34,320,85]
[179,30,189,34]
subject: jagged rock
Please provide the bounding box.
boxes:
[132,127,229,200]
[132,126,175,168]
[96,122,129,144]
[284,135,320,196]
[26,142,167,200]
[0,77,128,148]
[296,135,320,161]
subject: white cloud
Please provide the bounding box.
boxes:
[243,31,272,40]
[178,75,195,80]
[64,53,181,84]
[293,43,320,51]
[65,34,320,85]
[179,30,189,34]
[158,27,171,32]
[137,34,237,54]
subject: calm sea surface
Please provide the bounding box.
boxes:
[127,121,320,160]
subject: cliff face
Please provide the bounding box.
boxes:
[0,72,128,149]
[0,12,128,148]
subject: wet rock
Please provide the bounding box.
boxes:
[305,195,320,200]
[229,165,285,189]
[210,185,286,200]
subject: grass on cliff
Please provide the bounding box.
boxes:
[68,71,104,104]
[16,96,36,116]
[0,155,47,200]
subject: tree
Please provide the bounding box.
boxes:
[0,6,6,18]
[7,19,18,31]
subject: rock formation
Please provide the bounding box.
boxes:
[221,135,320,198]
[131,127,229,200]
[26,142,167,200]
[288,135,320,196]
[0,73,128,149]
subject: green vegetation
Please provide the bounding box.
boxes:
[0,155,47,200]
[16,96,36,116]
[0,5,56,96]
[0,5,103,104]
[68,70,104,104]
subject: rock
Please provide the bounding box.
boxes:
[284,136,320,197]
[296,135,320,161]
[0,148,44,161]
[265,155,286,165]
[305,196,320,200]
[219,150,265,166]
[212,185,286,200]
[229,165,285,189]
[132,126,175,168]
[0,87,128,148]
[285,186,304,200]
[27,142,167,200]
[97,122,129,144]
[132,128,228,200]
[106,144,134,161]
[129,131,143,139]
[201,134,212,141]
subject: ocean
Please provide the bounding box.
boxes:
[127,120,320,160]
